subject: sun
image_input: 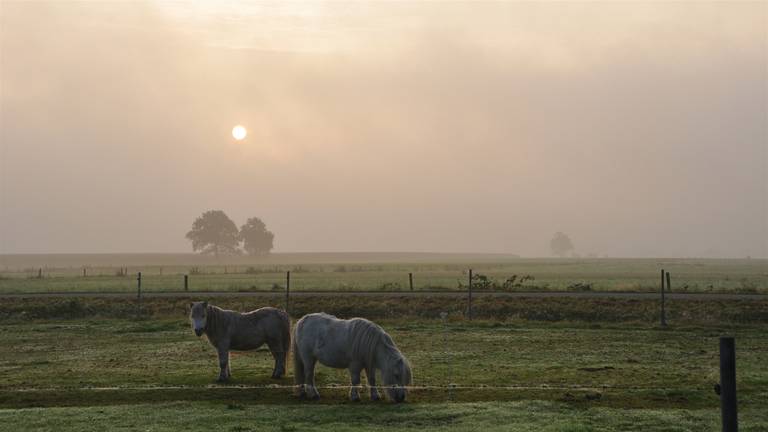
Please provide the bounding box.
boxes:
[232,125,247,140]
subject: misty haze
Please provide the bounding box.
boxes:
[1,1,765,258]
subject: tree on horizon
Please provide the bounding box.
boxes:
[550,232,575,258]
[185,210,241,257]
[239,217,275,256]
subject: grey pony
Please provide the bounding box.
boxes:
[189,302,291,381]
[293,312,413,402]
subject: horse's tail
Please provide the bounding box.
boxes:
[292,321,304,389]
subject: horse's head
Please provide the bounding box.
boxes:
[189,301,208,337]
[382,354,412,403]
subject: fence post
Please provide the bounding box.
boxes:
[666,271,671,293]
[468,269,473,321]
[719,337,738,432]
[409,272,413,291]
[285,271,291,316]
[137,271,143,318]
[660,269,667,327]
[83,267,87,277]
[184,274,189,291]
[38,268,42,279]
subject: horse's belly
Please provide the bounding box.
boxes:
[313,342,350,369]
[229,334,263,351]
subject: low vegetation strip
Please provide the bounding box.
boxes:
[1,294,766,324]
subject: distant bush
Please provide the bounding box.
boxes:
[379,282,402,291]
[458,273,537,291]
[568,282,593,291]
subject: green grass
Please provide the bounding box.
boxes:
[1,256,766,294]
[2,400,768,431]
[1,294,767,431]
[1,317,766,410]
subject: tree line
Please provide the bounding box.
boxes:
[186,210,274,257]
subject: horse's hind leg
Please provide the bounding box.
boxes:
[293,349,306,398]
[303,355,320,400]
[267,340,286,379]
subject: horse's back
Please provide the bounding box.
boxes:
[228,307,289,350]
[295,313,354,368]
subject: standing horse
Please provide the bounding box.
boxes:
[189,302,290,381]
[293,312,412,402]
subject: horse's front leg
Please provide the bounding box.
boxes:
[216,346,231,382]
[366,366,380,401]
[349,366,362,402]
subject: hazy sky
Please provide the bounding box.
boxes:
[1,1,766,257]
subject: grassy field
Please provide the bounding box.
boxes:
[1,254,765,294]
[0,294,766,431]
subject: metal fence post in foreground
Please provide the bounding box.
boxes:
[660,269,667,327]
[720,337,738,432]
[467,269,473,321]
[285,271,291,316]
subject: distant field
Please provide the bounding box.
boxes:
[0,253,765,294]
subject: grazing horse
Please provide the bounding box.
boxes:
[189,302,290,381]
[293,312,412,402]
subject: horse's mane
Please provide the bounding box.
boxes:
[204,305,233,337]
[348,318,399,368]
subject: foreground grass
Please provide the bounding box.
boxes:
[1,316,766,411]
[1,400,768,432]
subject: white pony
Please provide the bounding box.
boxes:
[293,313,412,402]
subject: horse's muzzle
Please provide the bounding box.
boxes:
[194,328,203,337]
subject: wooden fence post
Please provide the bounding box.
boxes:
[719,337,738,432]
[137,271,143,318]
[38,268,42,279]
[409,273,414,291]
[83,267,87,277]
[468,269,473,321]
[184,274,189,292]
[285,271,291,316]
[660,269,667,327]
